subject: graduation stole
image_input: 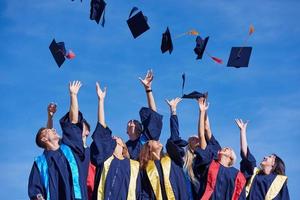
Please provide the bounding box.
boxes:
[97,156,139,200]
[146,155,176,200]
[35,144,82,200]
[245,167,288,200]
[201,160,246,200]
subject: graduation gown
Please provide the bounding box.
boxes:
[126,107,163,160]
[28,112,90,200]
[90,123,140,200]
[140,115,189,200]
[193,139,246,200]
[240,148,290,200]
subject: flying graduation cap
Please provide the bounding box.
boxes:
[161,27,173,54]
[194,36,223,64]
[127,7,150,38]
[180,73,208,99]
[90,0,106,27]
[227,24,254,68]
[49,39,75,67]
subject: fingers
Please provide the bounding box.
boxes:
[165,99,170,105]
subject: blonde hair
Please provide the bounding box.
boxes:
[228,149,237,167]
[183,144,199,186]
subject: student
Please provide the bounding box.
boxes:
[126,70,163,160]
[28,81,90,200]
[194,98,246,200]
[90,82,140,200]
[139,97,189,200]
[235,119,290,200]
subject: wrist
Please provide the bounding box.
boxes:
[171,109,176,115]
[146,89,152,93]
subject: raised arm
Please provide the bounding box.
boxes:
[235,119,248,157]
[205,115,212,140]
[96,82,107,127]
[139,69,156,111]
[68,81,82,124]
[46,103,57,128]
[198,98,209,150]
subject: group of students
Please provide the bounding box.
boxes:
[28,70,290,200]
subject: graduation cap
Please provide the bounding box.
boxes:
[194,36,209,59]
[90,0,106,26]
[49,39,75,67]
[161,27,173,54]
[227,25,254,68]
[227,47,252,68]
[193,36,223,64]
[127,7,150,38]
[182,91,208,99]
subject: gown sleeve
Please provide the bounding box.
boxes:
[28,162,46,200]
[166,115,188,167]
[60,111,86,159]
[240,147,257,179]
[139,107,163,141]
[90,123,116,166]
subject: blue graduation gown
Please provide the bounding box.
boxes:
[240,148,290,200]
[90,123,141,200]
[126,107,163,160]
[28,112,89,200]
[140,115,188,200]
[194,145,246,200]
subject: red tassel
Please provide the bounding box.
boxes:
[211,56,223,64]
[66,50,75,59]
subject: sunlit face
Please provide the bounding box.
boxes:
[260,154,276,168]
[82,123,90,137]
[218,147,233,159]
[112,136,124,147]
[148,140,163,152]
[126,120,141,138]
[42,128,60,143]
[188,136,199,151]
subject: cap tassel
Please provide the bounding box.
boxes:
[211,56,223,64]
[66,50,75,59]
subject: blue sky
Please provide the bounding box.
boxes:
[0,0,299,199]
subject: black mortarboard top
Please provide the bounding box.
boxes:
[49,39,66,67]
[90,0,106,26]
[127,7,150,38]
[161,27,173,54]
[182,91,208,99]
[194,36,209,60]
[227,47,252,68]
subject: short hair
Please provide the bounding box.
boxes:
[272,154,286,175]
[35,127,47,149]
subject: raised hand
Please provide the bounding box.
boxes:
[96,82,106,101]
[235,119,248,133]
[69,80,82,95]
[47,102,57,117]
[165,97,182,114]
[139,69,154,89]
[198,98,209,112]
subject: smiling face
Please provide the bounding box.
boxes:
[260,154,276,169]
[218,147,236,166]
[126,120,142,139]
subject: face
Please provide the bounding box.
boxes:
[127,120,141,137]
[42,128,60,143]
[218,147,233,160]
[148,140,163,152]
[260,154,276,168]
[188,136,199,151]
[112,136,124,147]
[82,123,90,137]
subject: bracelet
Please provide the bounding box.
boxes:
[146,89,152,93]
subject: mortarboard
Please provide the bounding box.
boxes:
[194,36,209,60]
[161,27,173,54]
[182,91,208,99]
[127,7,150,38]
[49,39,75,67]
[90,0,106,26]
[227,47,252,68]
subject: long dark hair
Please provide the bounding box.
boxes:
[272,154,286,175]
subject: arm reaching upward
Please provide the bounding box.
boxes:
[235,119,249,157]
[198,98,209,150]
[139,69,157,111]
[69,80,82,124]
[165,97,182,116]
[96,82,107,127]
[46,103,57,128]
